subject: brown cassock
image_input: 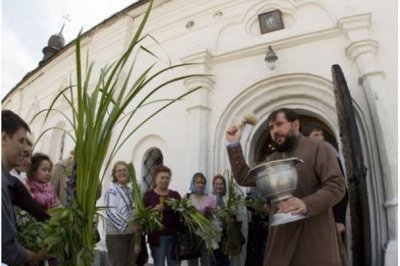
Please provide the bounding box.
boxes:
[227,135,347,266]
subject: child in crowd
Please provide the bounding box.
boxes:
[27,153,57,210]
[26,153,58,266]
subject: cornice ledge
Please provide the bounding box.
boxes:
[186,104,211,112]
[181,50,214,72]
[358,71,385,85]
[214,26,340,64]
[184,76,215,89]
[383,199,398,209]
[346,39,379,60]
[338,13,371,32]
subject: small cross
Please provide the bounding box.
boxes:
[63,14,71,23]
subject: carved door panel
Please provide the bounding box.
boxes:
[332,65,371,266]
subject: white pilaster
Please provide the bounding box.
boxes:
[181,50,214,177]
[339,14,397,266]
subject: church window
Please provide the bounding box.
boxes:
[142,148,164,191]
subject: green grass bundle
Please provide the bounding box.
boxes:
[128,163,164,233]
[213,171,266,257]
[166,198,220,250]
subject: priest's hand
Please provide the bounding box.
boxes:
[225,125,242,143]
[278,197,307,215]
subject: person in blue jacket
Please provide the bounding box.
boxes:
[2,110,50,265]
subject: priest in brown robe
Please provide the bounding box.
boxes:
[225,108,347,266]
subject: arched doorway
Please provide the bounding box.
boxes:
[212,73,381,264]
[213,73,340,175]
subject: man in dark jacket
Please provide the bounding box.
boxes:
[2,110,49,265]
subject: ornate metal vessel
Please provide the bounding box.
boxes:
[249,157,306,226]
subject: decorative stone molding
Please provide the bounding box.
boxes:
[345,39,378,61]
[345,39,385,83]
[339,12,397,266]
[214,26,341,64]
[181,50,213,73]
[181,49,215,175]
[383,199,398,209]
[181,50,215,111]
[184,76,214,109]
[338,14,385,79]
[338,13,371,40]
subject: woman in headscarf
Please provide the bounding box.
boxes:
[185,172,216,266]
[210,175,230,266]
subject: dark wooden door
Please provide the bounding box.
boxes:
[332,65,371,266]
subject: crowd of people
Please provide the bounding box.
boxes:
[2,107,348,266]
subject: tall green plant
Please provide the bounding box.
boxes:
[31,1,206,264]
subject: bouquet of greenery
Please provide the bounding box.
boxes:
[17,211,46,252]
[165,198,220,250]
[42,206,94,265]
[128,163,164,233]
[213,171,266,257]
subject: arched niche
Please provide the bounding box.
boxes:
[213,72,339,175]
[212,72,382,264]
[131,134,168,191]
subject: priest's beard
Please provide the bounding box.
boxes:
[275,131,297,152]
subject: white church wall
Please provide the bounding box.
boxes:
[2,0,397,264]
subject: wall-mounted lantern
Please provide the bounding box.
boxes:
[265,46,278,70]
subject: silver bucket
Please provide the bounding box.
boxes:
[249,157,306,226]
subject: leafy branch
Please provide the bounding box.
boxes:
[128,163,164,233]
[165,198,220,251]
